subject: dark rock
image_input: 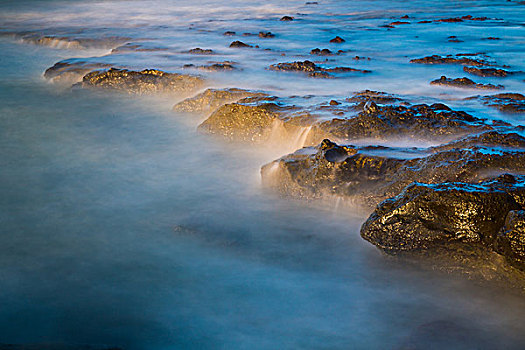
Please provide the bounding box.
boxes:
[470,93,525,113]
[329,36,345,43]
[172,88,267,114]
[310,48,332,55]
[261,137,525,207]
[463,66,514,77]
[410,54,492,67]
[483,36,501,40]
[14,32,129,50]
[495,210,525,269]
[329,100,340,106]
[223,31,236,36]
[259,31,275,38]
[390,21,410,25]
[188,48,214,54]
[183,62,236,71]
[418,20,433,23]
[229,41,252,48]
[79,68,205,94]
[430,76,504,90]
[269,60,371,77]
[280,16,294,21]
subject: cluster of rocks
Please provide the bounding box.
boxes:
[269,60,371,78]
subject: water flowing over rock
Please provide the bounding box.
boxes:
[261,133,525,207]
[78,68,205,94]
[44,60,113,84]
[467,93,525,113]
[430,76,503,90]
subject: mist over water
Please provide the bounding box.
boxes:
[1,0,525,349]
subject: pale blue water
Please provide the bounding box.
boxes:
[0,1,525,349]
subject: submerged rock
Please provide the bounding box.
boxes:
[187,48,214,54]
[79,68,205,94]
[280,16,294,21]
[261,133,525,207]
[13,32,129,50]
[430,76,504,90]
[229,41,252,48]
[44,60,113,84]
[172,88,267,114]
[410,54,492,67]
[468,93,525,113]
[329,36,345,43]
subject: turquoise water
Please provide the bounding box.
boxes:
[1,1,525,349]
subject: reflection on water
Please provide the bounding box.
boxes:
[0,0,525,348]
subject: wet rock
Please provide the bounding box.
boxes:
[259,32,275,38]
[410,54,492,67]
[280,16,294,21]
[229,41,252,48]
[223,31,236,36]
[345,90,404,104]
[483,36,501,40]
[310,48,332,55]
[269,60,371,78]
[111,42,168,53]
[198,102,287,143]
[183,62,237,71]
[44,60,113,84]
[172,88,267,114]
[448,35,463,43]
[430,76,504,90]
[329,36,345,43]
[360,174,525,285]
[188,48,214,54]
[469,93,525,113]
[79,68,205,94]
[390,21,410,26]
[463,66,515,77]
[495,210,525,269]
[261,132,525,206]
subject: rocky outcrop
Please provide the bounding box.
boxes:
[463,66,516,77]
[12,32,129,49]
[172,88,267,114]
[269,60,371,77]
[430,76,503,90]
[467,93,525,113]
[410,54,493,67]
[44,60,113,84]
[197,91,491,145]
[78,68,205,94]
[360,174,525,287]
[261,133,525,207]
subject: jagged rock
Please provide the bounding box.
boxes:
[188,48,214,54]
[172,88,266,114]
[463,66,516,77]
[44,60,113,84]
[269,60,371,77]
[329,36,345,43]
[468,93,525,113]
[359,174,525,286]
[430,76,504,90]
[78,68,205,94]
[261,134,525,207]
[258,32,275,38]
[410,54,492,67]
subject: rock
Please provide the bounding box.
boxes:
[410,54,493,67]
[430,76,504,90]
[258,32,275,38]
[468,93,525,113]
[329,36,345,43]
[360,174,525,286]
[261,133,525,207]
[463,66,515,77]
[188,48,214,54]
[223,31,236,36]
[310,48,332,55]
[172,88,267,114]
[198,102,287,143]
[13,32,129,49]
[495,210,525,269]
[269,60,371,77]
[229,41,252,48]
[44,60,113,84]
[280,16,294,21]
[184,62,236,71]
[111,42,168,53]
[390,21,410,25]
[78,68,205,94]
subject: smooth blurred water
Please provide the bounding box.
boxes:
[1,0,525,349]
